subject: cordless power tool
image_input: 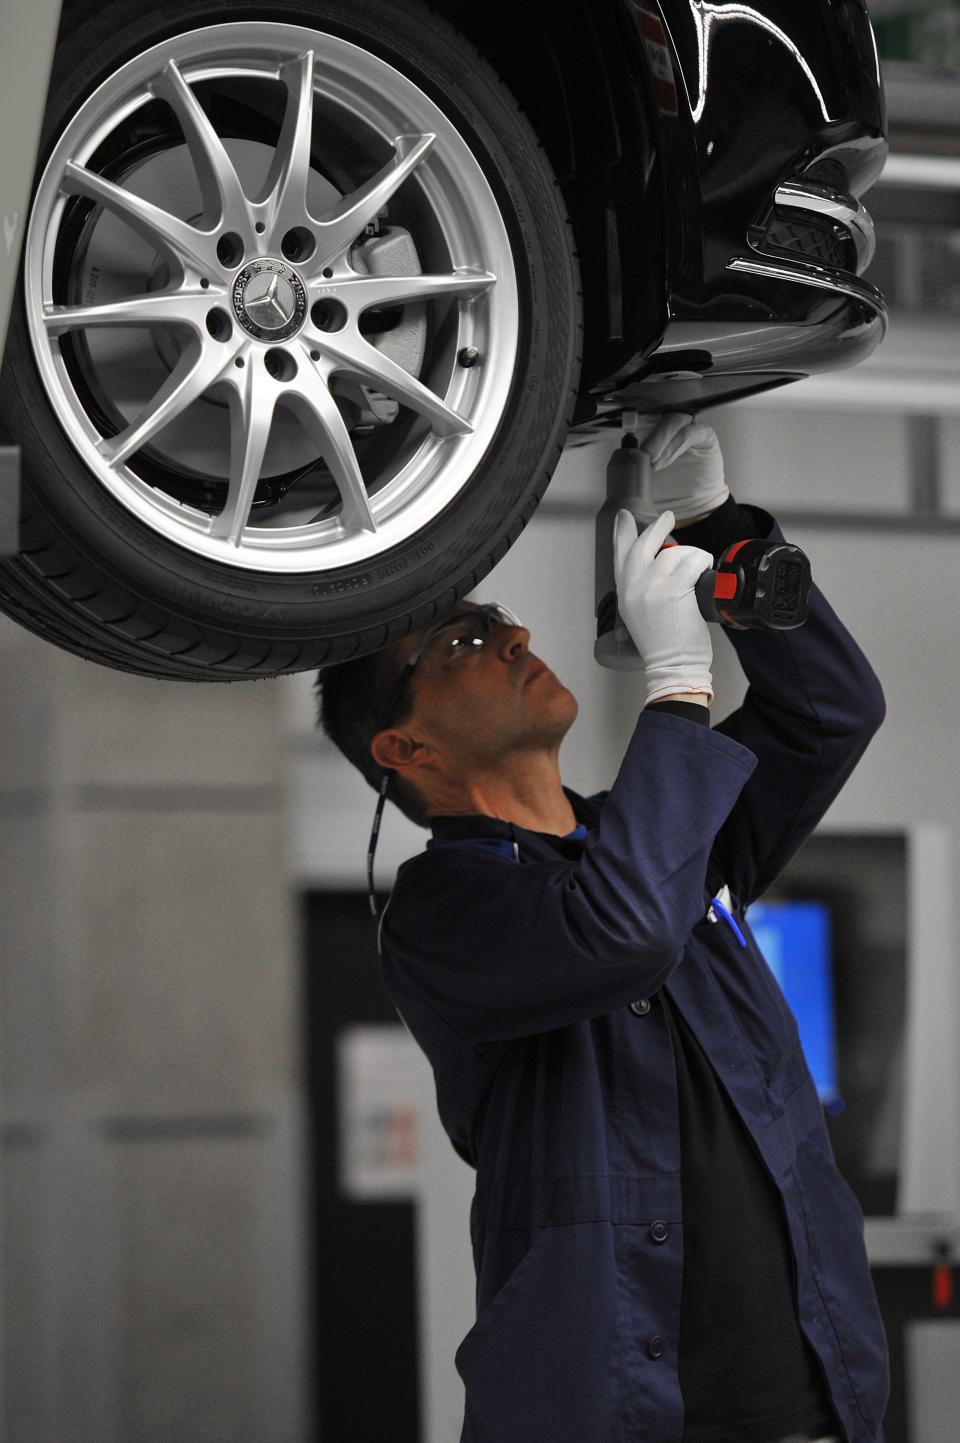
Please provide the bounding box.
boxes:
[595,430,812,671]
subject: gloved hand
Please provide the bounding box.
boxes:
[631,412,730,522]
[613,508,715,706]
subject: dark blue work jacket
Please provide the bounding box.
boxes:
[379,506,889,1443]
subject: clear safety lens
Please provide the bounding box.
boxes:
[419,602,522,666]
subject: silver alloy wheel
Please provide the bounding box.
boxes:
[25,24,518,573]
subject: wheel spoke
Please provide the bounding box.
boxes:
[317,331,472,438]
[257,50,317,234]
[285,359,376,533]
[97,341,233,467]
[324,268,497,314]
[213,361,277,545]
[62,161,219,274]
[311,135,435,270]
[43,289,214,334]
[152,60,252,231]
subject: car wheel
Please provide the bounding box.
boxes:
[0,0,581,678]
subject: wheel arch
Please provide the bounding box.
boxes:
[425,0,675,402]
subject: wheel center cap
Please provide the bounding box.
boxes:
[232,258,308,342]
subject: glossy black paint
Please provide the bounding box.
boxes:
[444,0,670,411]
[649,1,885,305]
[442,0,888,414]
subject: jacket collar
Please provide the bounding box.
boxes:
[427,786,600,854]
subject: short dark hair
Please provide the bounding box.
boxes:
[315,645,431,829]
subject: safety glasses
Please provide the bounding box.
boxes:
[368,601,524,927]
[378,602,524,733]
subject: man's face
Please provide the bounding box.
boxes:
[384,602,578,773]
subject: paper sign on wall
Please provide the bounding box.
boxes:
[337,1023,424,1200]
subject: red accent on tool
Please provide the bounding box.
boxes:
[714,573,738,601]
[723,539,753,562]
[933,1264,954,1311]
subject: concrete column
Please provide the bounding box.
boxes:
[0,616,307,1443]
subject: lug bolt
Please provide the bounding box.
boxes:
[458,346,480,368]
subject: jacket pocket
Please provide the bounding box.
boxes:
[456,1222,622,1443]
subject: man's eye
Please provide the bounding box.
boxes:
[447,631,482,656]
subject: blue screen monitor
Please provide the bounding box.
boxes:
[747,899,841,1110]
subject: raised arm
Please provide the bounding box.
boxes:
[679,497,885,909]
[381,708,757,1045]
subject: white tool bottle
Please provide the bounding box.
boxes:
[594,429,654,670]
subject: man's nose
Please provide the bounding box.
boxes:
[498,624,530,659]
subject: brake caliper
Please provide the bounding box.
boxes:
[335,225,428,430]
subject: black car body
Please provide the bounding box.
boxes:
[450,0,887,416]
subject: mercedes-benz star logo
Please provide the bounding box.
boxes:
[246,273,294,328]
[232,259,307,343]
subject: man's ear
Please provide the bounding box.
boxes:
[370,727,429,774]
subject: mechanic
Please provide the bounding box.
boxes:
[316,415,890,1443]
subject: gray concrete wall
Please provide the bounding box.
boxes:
[0,623,307,1443]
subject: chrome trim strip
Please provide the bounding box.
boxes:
[773,179,877,271]
[725,253,888,337]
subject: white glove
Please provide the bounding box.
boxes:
[613,509,715,706]
[631,412,730,522]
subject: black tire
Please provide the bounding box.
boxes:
[0,0,581,680]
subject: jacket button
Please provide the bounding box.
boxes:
[649,1220,669,1244]
[647,1336,665,1359]
[629,998,651,1016]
